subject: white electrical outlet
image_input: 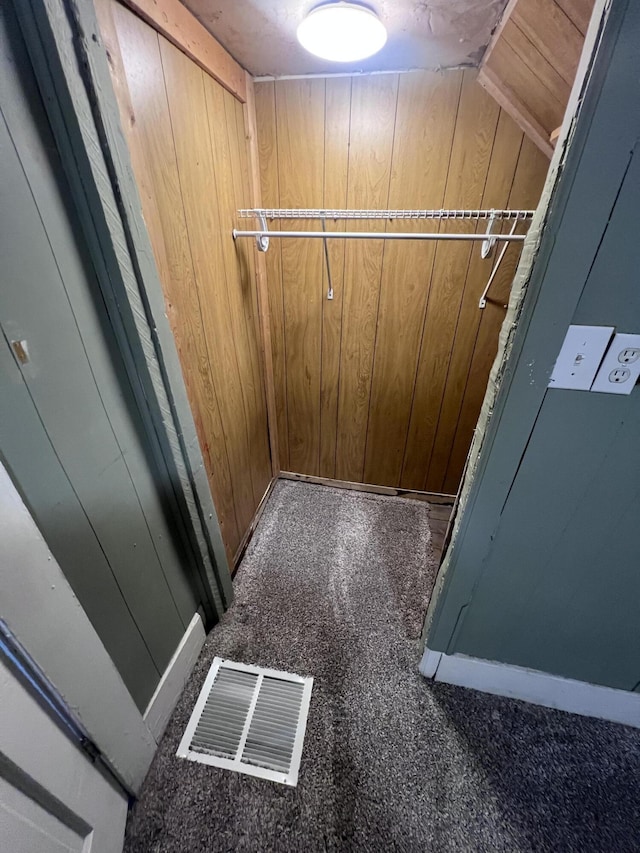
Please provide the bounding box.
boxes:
[591,333,640,395]
[548,325,614,390]
[618,347,640,365]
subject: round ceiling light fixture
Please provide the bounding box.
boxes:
[297,2,387,63]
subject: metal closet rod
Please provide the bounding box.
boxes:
[237,208,535,220]
[233,229,526,242]
[233,208,533,309]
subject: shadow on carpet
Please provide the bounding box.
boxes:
[124,481,640,853]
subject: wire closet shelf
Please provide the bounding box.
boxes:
[236,208,535,220]
[232,208,536,309]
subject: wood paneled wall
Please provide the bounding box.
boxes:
[100,0,272,564]
[255,71,549,494]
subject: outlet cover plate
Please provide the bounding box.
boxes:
[591,333,640,395]
[548,325,614,391]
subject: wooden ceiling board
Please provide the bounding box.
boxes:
[502,20,572,105]
[489,38,566,131]
[554,0,594,34]
[478,65,553,158]
[511,0,584,85]
[479,0,595,157]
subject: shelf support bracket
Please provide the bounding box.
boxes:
[478,218,520,309]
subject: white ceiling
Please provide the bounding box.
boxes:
[181,0,509,77]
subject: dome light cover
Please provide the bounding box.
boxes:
[297,2,387,63]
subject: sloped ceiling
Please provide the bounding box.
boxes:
[478,0,595,157]
[180,0,509,77]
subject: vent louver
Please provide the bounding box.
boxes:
[177,658,313,786]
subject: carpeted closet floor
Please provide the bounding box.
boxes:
[124,480,640,853]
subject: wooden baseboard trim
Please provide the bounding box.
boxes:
[143,613,206,742]
[233,477,278,569]
[420,647,640,730]
[279,472,456,505]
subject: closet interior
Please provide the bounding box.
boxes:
[97,0,589,571]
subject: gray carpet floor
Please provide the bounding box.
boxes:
[124,480,640,852]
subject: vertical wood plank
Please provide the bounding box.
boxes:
[242,73,280,478]
[402,72,500,491]
[232,93,263,391]
[231,92,274,498]
[275,78,325,475]
[109,1,240,561]
[254,82,290,470]
[229,87,273,501]
[335,74,398,482]
[363,71,462,486]
[320,76,351,478]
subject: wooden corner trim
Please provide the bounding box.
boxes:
[118,0,247,102]
[243,72,280,477]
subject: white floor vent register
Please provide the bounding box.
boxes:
[177,658,313,786]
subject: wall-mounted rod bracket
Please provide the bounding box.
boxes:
[481,210,498,259]
[256,214,269,252]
